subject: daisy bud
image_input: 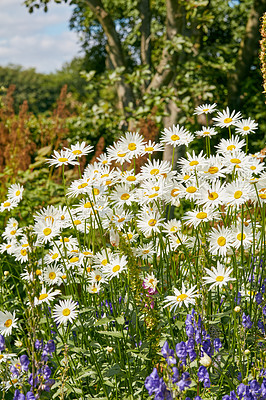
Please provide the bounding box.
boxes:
[4,271,9,276]
[110,228,119,247]
[200,353,212,367]
[106,346,114,353]
[15,340,23,348]
[244,349,250,355]
[234,306,241,313]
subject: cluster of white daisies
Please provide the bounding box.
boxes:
[0,104,265,337]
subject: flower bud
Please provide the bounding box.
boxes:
[234,306,241,313]
[200,353,212,367]
[4,271,9,276]
[244,349,250,355]
[110,228,119,247]
[106,346,113,353]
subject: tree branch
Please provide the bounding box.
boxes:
[138,0,152,68]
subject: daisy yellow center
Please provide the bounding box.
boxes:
[112,265,120,273]
[52,253,59,259]
[86,266,92,272]
[171,134,180,141]
[208,166,218,174]
[171,188,179,197]
[58,157,68,162]
[203,131,210,135]
[259,193,266,199]
[148,219,157,226]
[143,250,150,254]
[4,319,12,328]
[101,259,107,266]
[127,233,133,239]
[10,230,16,235]
[4,202,10,207]
[39,293,48,300]
[118,152,126,157]
[149,278,154,285]
[62,308,70,316]
[45,216,54,223]
[184,175,190,180]
[196,212,207,219]
[243,126,250,131]
[189,161,199,166]
[61,215,65,220]
[22,243,29,248]
[152,186,160,191]
[250,166,256,170]
[43,228,52,236]
[71,249,78,253]
[0,355,3,359]
[93,188,100,195]
[216,276,224,282]
[72,149,82,155]
[202,108,209,112]
[217,237,226,246]
[105,180,112,185]
[92,287,98,293]
[227,145,236,150]
[237,233,246,241]
[176,238,181,244]
[234,190,242,199]
[78,182,88,189]
[224,117,232,124]
[101,174,109,178]
[176,294,188,301]
[126,176,136,182]
[95,275,102,281]
[74,220,81,225]
[170,226,177,232]
[118,217,125,222]
[62,274,67,279]
[121,193,130,200]
[36,269,42,276]
[208,192,218,200]
[231,158,241,164]
[83,251,92,256]
[128,143,136,151]
[149,193,158,198]
[150,168,159,175]
[102,160,108,164]
[84,202,93,208]
[49,272,56,280]
[20,249,27,256]
[186,186,197,193]
[15,190,20,196]
[70,257,79,263]
[145,146,154,151]
[6,244,11,249]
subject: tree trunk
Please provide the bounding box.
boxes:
[228,0,266,109]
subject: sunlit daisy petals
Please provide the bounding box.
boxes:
[102,255,127,280]
[160,125,194,147]
[163,284,199,311]
[213,107,242,128]
[0,311,18,336]
[183,208,219,228]
[34,219,61,244]
[118,131,146,158]
[203,262,235,290]
[0,199,18,213]
[46,149,79,168]
[7,183,24,202]
[67,141,94,157]
[137,211,164,237]
[195,126,218,138]
[43,266,63,286]
[208,226,234,256]
[53,298,78,325]
[193,103,217,115]
[34,287,61,306]
[234,118,258,136]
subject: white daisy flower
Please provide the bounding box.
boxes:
[225,179,254,207]
[231,224,254,249]
[168,233,188,251]
[7,184,24,202]
[137,211,164,237]
[143,272,159,291]
[195,126,218,138]
[177,150,206,172]
[215,135,246,154]
[34,219,60,244]
[66,141,93,157]
[110,184,136,207]
[0,241,16,255]
[0,311,18,336]
[163,284,199,311]
[162,219,182,235]
[203,262,235,290]
[201,155,227,181]
[107,142,132,165]
[234,118,258,136]
[135,243,156,259]
[140,159,173,180]
[96,152,111,166]
[53,298,78,325]
[0,199,18,213]
[196,181,227,208]
[193,103,217,115]
[46,149,79,168]
[143,140,164,154]
[118,131,146,158]
[34,287,61,306]
[183,208,219,228]
[43,266,63,286]
[87,282,101,294]
[208,226,234,257]
[102,255,127,280]
[213,107,242,128]
[160,125,194,147]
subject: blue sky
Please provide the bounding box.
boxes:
[0,0,82,73]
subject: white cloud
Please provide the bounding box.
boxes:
[0,0,82,73]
